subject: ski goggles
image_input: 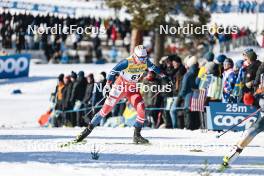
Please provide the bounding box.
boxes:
[135,54,148,63]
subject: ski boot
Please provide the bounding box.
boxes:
[133,127,149,144]
[75,123,94,143]
[220,145,243,171]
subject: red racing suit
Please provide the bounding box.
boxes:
[98,56,161,125]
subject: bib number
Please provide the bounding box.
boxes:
[131,74,141,80]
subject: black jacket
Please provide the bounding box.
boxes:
[172,64,186,96]
[62,82,73,110]
[244,60,261,92]
[82,83,94,105]
[254,62,264,89]
[70,77,87,103]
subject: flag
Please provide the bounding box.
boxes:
[190,89,206,112]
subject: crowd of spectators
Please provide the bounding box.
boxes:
[0,12,131,63]
[208,26,257,53]
[50,48,264,130]
[50,70,107,127]
[194,0,264,13]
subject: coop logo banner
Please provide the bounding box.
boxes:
[206,102,260,131]
[0,54,31,79]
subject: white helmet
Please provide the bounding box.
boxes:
[134,45,148,63]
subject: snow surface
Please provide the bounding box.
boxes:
[1,48,264,175]
[0,128,264,176]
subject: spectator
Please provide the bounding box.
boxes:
[52,74,65,127]
[61,75,73,126]
[214,54,227,77]
[210,0,218,13]
[111,25,117,46]
[70,71,87,126]
[142,71,161,128]
[82,73,95,123]
[239,0,245,13]
[177,56,200,130]
[160,56,174,128]
[92,72,108,126]
[170,55,186,128]
[198,52,214,79]
[243,49,261,94]
[251,1,257,13]
[222,58,236,103]
[245,0,251,13]
[69,71,77,125]
[233,60,245,103]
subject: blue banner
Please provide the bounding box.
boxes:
[0,54,31,79]
[206,102,260,131]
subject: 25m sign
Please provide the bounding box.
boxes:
[0,54,31,79]
[206,102,260,131]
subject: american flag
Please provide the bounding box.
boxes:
[190,89,206,112]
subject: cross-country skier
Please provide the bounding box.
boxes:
[221,57,264,169]
[74,45,170,144]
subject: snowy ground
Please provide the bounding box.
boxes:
[1,48,264,175]
[0,128,264,176]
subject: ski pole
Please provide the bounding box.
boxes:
[151,91,160,100]
[216,107,262,139]
[84,97,106,117]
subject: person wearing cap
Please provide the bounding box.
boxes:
[242,48,261,94]
[222,58,237,103]
[61,75,73,126]
[198,52,215,79]
[51,74,65,127]
[70,71,77,83]
[198,61,222,101]
[70,71,88,126]
[74,45,170,144]
[176,55,200,130]
[214,54,227,77]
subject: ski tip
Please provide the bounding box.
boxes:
[218,163,230,172]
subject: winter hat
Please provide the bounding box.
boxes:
[100,71,106,79]
[58,73,64,82]
[87,73,94,82]
[168,54,182,64]
[223,58,234,68]
[205,62,215,74]
[184,55,198,68]
[78,71,85,78]
[64,75,71,81]
[243,92,254,106]
[159,56,168,64]
[243,48,257,61]
[204,52,214,62]
[235,60,244,69]
[214,54,227,64]
[71,71,77,79]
